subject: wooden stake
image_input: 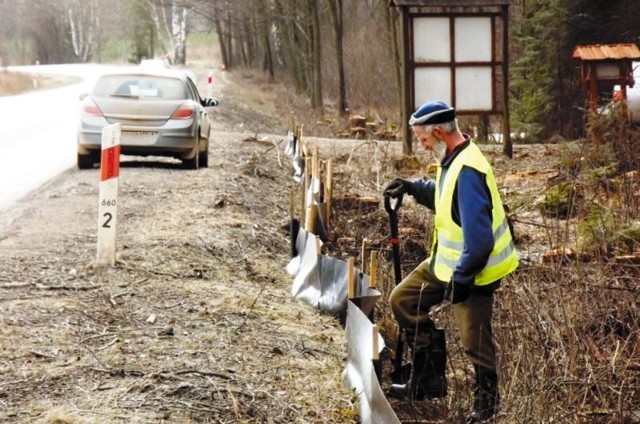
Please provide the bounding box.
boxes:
[325,159,333,227]
[312,145,320,198]
[302,157,311,229]
[297,124,306,157]
[295,127,301,157]
[348,257,355,299]
[372,324,379,360]
[369,251,378,289]
[305,160,316,233]
[305,200,316,232]
[361,238,368,273]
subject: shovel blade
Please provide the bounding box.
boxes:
[390,362,412,384]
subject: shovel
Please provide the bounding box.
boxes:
[384,194,412,384]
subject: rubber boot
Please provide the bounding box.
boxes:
[467,367,500,423]
[387,328,447,401]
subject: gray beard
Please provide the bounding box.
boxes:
[433,141,447,163]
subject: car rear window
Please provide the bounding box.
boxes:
[92,75,187,100]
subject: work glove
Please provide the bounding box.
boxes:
[444,280,470,304]
[384,177,413,198]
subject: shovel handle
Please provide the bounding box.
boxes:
[384,193,403,215]
[385,194,408,380]
[385,194,403,286]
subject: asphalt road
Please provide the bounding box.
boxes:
[0,64,130,211]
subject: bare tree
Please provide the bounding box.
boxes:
[326,0,347,115]
[146,0,188,64]
[309,1,322,109]
[171,3,188,63]
[66,0,99,62]
[256,0,274,78]
[272,0,307,91]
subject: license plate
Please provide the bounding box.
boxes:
[121,131,157,145]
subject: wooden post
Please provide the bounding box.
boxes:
[361,238,368,273]
[369,251,378,289]
[305,154,316,232]
[372,324,379,360]
[501,4,513,158]
[348,257,355,299]
[302,157,311,230]
[312,145,320,195]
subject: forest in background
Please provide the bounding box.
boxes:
[1,0,640,141]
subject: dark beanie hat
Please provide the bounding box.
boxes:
[409,100,456,126]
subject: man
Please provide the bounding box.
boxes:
[384,100,518,423]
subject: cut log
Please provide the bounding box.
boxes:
[542,247,590,264]
[349,115,366,128]
[332,194,380,213]
[375,129,397,140]
[612,254,640,264]
[350,127,367,138]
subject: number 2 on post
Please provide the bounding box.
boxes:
[102,212,113,228]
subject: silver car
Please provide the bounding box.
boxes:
[77,68,218,169]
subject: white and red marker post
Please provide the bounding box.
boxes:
[207,70,214,98]
[96,123,121,266]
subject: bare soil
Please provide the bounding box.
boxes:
[1,65,637,424]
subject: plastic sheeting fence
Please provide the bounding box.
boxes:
[284,129,402,423]
[343,300,401,424]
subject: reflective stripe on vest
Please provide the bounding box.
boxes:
[431,141,519,285]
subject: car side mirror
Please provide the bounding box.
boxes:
[202,98,219,107]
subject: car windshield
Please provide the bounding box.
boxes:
[92,75,186,100]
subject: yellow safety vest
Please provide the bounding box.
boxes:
[430,142,519,285]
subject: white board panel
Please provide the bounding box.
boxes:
[455,17,492,62]
[414,67,452,107]
[413,17,450,62]
[455,67,493,110]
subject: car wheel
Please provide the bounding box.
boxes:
[199,145,209,168]
[182,138,200,170]
[77,153,94,170]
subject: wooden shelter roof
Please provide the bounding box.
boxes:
[572,43,640,61]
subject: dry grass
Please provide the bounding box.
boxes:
[0,70,34,95]
[0,69,80,96]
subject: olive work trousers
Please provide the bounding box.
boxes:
[389,259,497,372]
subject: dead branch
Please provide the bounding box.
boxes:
[0,282,31,289]
[346,140,378,166]
[33,283,101,291]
